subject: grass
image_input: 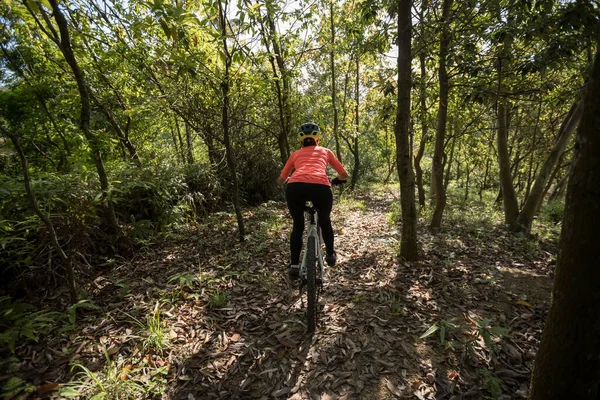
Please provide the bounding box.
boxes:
[122,303,171,354]
[60,348,169,399]
[209,288,228,308]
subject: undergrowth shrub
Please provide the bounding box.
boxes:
[540,200,564,224]
[236,148,282,205]
[112,165,186,230]
[0,172,99,293]
[182,163,222,216]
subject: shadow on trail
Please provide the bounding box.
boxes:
[391,216,555,400]
[166,248,413,399]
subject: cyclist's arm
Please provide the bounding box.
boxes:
[278,154,296,184]
[328,150,348,182]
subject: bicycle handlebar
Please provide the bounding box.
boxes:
[330,177,347,186]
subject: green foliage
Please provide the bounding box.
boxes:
[209,288,228,308]
[181,163,222,215]
[235,145,282,205]
[420,316,508,357]
[123,303,171,354]
[112,165,187,230]
[387,201,400,225]
[540,200,565,224]
[0,376,35,399]
[480,368,503,399]
[63,348,168,399]
[0,296,63,353]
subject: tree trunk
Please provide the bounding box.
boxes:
[174,116,187,164]
[511,100,583,233]
[6,131,77,303]
[256,9,290,165]
[443,135,455,190]
[496,50,519,224]
[529,46,600,400]
[219,0,245,242]
[350,56,360,190]
[414,45,428,208]
[395,0,418,261]
[185,123,195,164]
[46,0,119,234]
[329,1,342,162]
[430,0,452,230]
[265,4,292,160]
[89,91,142,167]
[548,163,571,203]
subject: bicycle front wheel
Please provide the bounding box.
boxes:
[305,236,318,333]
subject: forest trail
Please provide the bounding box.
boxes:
[20,186,555,399]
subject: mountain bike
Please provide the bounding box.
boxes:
[298,179,345,333]
[298,201,324,333]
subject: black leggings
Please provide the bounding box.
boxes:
[286,183,334,265]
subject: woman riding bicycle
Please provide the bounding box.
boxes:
[278,121,348,280]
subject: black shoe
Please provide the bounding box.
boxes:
[325,252,337,267]
[288,265,299,280]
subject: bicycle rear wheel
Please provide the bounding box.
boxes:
[305,236,318,333]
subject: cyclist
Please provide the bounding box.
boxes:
[278,121,348,280]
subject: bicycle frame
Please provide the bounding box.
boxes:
[299,203,324,281]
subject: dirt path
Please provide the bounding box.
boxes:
[5,186,556,399]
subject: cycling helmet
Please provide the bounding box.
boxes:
[298,121,322,143]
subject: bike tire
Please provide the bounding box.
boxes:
[305,236,318,333]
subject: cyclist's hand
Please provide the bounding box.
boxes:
[331,177,347,185]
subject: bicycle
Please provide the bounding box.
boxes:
[297,178,345,333]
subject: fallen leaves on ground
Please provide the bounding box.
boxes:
[1,186,556,400]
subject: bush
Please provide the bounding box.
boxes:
[112,165,186,229]
[0,172,99,292]
[236,148,282,205]
[540,200,564,224]
[182,163,222,216]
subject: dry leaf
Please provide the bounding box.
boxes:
[277,337,296,348]
[35,382,60,393]
[272,387,290,397]
[120,365,133,381]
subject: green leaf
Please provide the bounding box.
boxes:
[58,387,82,398]
[420,322,439,339]
[218,49,227,65]
[26,0,40,13]
[440,324,446,345]
[160,18,171,39]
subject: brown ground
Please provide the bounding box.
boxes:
[3,185,557,399]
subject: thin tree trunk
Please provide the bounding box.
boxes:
[511,100,583,233]
[395,0,418,260]
[172,116,185,164]
[414,46,428,208]
[265,5,292,159]
[219,0,244,242]
[350,56,360,190]
[5,131,77,303]
[529,45,600,400]
[444,135,455,190]
[329,1,341,162]
[184,123,194,164]
[430,0,452,229]
[89,91,142,167]
[496,53,519,224]
[256,8,289,165]
[548,163,571,203]
[480,156,490,201]
[45,0,119,234]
